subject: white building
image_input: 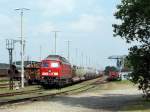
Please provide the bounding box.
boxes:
[119,71,132,80]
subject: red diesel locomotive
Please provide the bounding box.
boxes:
[40,55,72,87]
[107,71,121,81]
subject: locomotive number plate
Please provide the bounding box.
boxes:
[42,72,49,76]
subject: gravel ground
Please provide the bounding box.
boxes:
[0,82,143,112]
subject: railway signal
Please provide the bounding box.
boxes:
[6,39,14,90]
[75,48,78,65]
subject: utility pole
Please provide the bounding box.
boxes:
[86,55,88,67]
[66,40,70,61]
[40,45,42,61]
[15,8,30,88]
[89,57,91,67]
[81,52,83,67]
[13,39,21,65]
[75,48,78,65]
[14,50,17,66]
[52,31,60,55]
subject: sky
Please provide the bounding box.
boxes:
[0,0,132,69]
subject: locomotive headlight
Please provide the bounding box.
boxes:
[51,62,59,68]
[53,72,58,76]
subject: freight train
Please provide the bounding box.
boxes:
[40,55,100,87]
[0,55,100,87]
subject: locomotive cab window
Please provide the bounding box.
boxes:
[42,61,49,67]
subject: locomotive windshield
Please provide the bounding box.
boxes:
[41,61,49,67]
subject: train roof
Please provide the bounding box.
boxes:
[45,55,70,64]
[13,61,40,67]
[46,55,61,60]
[0,63,9,69]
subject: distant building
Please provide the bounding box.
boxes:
[119,69,132,80]
[0,63,9,77]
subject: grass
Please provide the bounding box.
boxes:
[92,80,150,112]
[88,80,136,92]
[0,80,9,83]
[121,100,150,112]
[0,78,100,102]
[1,78,150,112]
[0,85,40,94]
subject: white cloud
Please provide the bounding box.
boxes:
[36,0,75,16]
[0,14,18,63]
[0,14,19,38]
[70,14,105,32]
[29,22,59,37]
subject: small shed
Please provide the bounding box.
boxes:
[0,63,9,77]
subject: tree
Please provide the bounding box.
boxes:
[123,56,132,71]
[128,46,150,98]
[113,0,150,99]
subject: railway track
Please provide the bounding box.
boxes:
[0,76,106,106]
[0,89,42,97]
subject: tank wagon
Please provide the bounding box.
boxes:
[84,67,99,79]
[72,66,86,81]
[72,66,99,81]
